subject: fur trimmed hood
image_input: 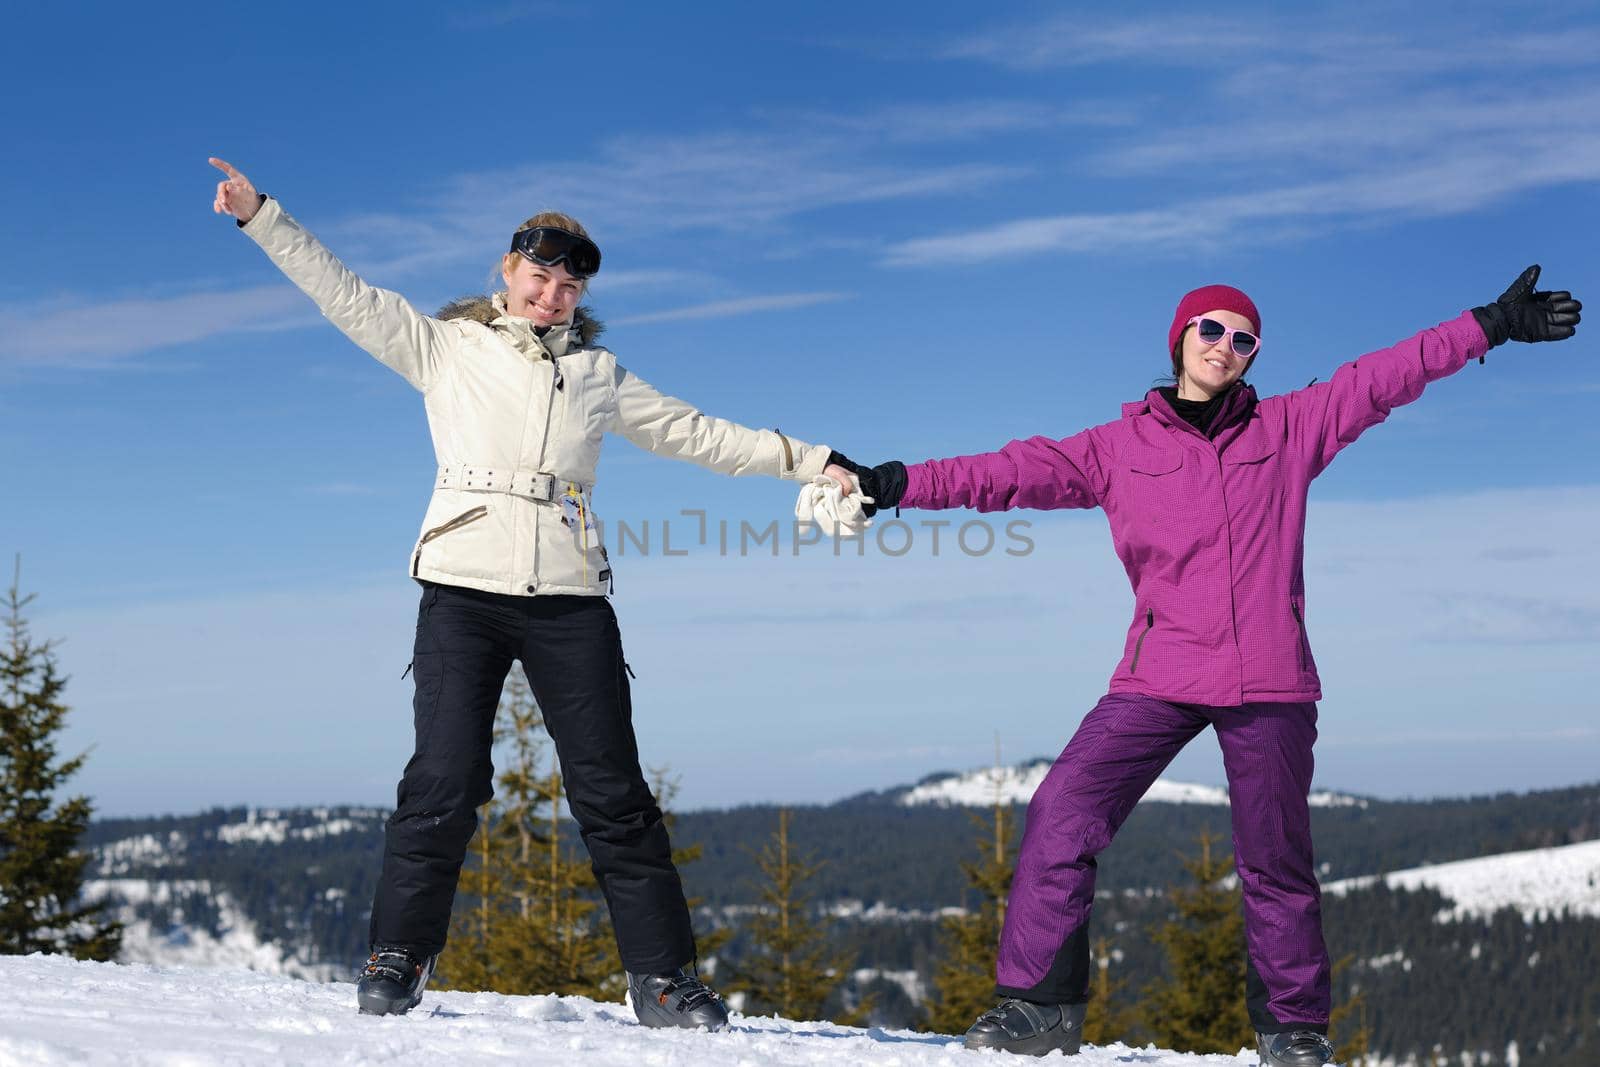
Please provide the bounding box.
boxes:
[437,293,605,346]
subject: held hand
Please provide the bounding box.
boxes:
[1472,265,1582,348]
[209,157,261,223]
[823,463,857,495]
[827,452,908,518]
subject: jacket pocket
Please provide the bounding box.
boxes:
[1121,450,1183,519]
[1130,607,1155,674]
[412,506,490,576]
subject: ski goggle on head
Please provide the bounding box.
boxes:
[509,226,602,279]
[1186,315,1261,358]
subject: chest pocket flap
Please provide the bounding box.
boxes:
[1125,448,1183,477]
[1222,436,1279,465]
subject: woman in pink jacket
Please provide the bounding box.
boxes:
[833,270,1580,1063]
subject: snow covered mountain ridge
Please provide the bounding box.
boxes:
[897,758,1367,810]
[1324,837,1600,922]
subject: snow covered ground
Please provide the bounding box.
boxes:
[0,953,1260,1067]
[1324,837,1600,921]
[900,761,1363,810]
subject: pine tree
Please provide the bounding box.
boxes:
[1141,831,1253,1054]
[649,766,729,978]
[437,675,531,993]
[442,794,511,992]
[1083,936,1142,1046]
[924,754,1014,1035]
[725,808,855,1022]
[528,753,617,999]
[438,672,615,998]
[0,558,121,960]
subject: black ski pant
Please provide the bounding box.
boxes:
[368,580,696,973]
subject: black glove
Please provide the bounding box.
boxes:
[827,451,907,518]
[1471,265,1582,349]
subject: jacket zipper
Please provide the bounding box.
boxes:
[1130,608,1154,674]
[411,506,489,576]
[526,354,562,592]
[1291,601,1309,672]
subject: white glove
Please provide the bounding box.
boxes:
[794,474,874,538]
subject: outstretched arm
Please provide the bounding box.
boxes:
[1286,265,1581,477]
[611,364,851,486]
[837,427,1112,515]
[211,157,448,392]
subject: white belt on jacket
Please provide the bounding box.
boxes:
[435,465,587,502]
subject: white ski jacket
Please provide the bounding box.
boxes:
[241,197,832,596]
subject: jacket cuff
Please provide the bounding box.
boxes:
[238,194,284,244]
[899,462,929,509]
[237,193,273,231]
[790,439,832,481]
[1433,309,1492,376]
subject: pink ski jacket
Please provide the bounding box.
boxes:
[901,312,1490,706]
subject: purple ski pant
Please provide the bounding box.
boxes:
[996,692,1330,1032]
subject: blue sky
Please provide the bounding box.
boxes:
[3,2,1597,816]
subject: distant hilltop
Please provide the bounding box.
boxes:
[894,757,1367,810]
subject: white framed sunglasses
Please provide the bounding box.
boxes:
[1187,315,1261,358]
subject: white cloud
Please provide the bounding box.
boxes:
[941,15,1291,70]
[439,140,1013,245]
[310,129,1022,283]
[0,287,312,367]
[758,100,1135,143]
[943,13,1600,78]
[590,269,718,293]
[882,134,1600,265]
[9,110,1028,367]
[885,13,1600,265]
[612,292,852,326]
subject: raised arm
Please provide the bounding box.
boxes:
[211,157,448,392]
[1284,265,1580,477]
[610,363,837,482]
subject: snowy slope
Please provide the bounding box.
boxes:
[1324,837,1600,921]
[899,759,1364,810]
[0,954,1256,1067]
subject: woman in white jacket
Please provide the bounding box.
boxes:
[211,158,851,1027]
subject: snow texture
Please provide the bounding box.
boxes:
[81,880,337,982]
[95,832,187,875]
[899,761,1363,810]
[0,953,1259,1067]
[215,808,365,845]
[1324,837,1600,922]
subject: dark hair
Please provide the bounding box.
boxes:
[1150,334,1186,389]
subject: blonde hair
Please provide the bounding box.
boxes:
[517,211,589,238]
[495,211,593,290]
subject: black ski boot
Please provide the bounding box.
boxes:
[1256,1029,1336,1066]
[356,947,438,1016]
[626,968,729,1031]
[963,998,1086,1056]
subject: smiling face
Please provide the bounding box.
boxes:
[501,254,584,327]
[1176,309,1256,401]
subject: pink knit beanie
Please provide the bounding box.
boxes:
[1168,285,1260,355]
